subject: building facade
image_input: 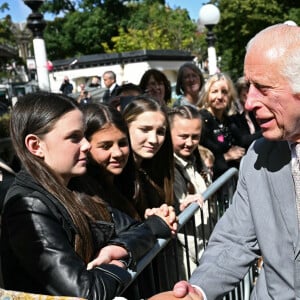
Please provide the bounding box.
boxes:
[48,49,195,93]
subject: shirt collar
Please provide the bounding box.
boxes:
[174,153,195,168]
[109,83,117,92]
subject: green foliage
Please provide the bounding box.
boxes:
[44,0,131,59]
[2,0,300,79]
[0,113,10,138]
[287,8,300,24]
[213,0,300,80]
[103,2,204,55]
[0,2,9,13]
[0,16,15,45]
[41,0,77,14]
[0,10,18,78]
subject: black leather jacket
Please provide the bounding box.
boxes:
[1,169,170,299]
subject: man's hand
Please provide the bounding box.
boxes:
[173,281,204,299]
[148,281,204,299]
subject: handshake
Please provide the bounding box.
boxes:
[148,281,204,300]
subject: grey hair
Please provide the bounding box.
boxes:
[246,24,300,93]
[103,70,116,81]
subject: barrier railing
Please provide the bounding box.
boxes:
[120,168,257,300]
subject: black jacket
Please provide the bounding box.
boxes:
[229,111,262,149]
[199,109,243,179]
[1,169,168,299]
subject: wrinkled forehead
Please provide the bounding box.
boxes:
[244,40,279,79]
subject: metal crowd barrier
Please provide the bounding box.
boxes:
[121,168,258,300]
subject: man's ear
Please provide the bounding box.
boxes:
[25,134,44,158]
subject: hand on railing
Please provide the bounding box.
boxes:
[144,203,178,236]
[86,245,128,270]
[180,194,204,212]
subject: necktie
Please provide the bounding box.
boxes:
[292,143,300,225]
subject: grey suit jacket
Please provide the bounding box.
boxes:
[190,138,299,299]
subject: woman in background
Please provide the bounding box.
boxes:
[139,69,172,107]
[174,63,205,107]
[198,73,245,179]
[229,76,262,149]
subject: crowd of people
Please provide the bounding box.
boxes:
[1,23,299,300]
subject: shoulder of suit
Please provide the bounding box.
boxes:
[244,138,290,171]
[251,138,289,154]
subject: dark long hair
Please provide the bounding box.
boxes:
[76,102,140,219]
[122,96,174,213]
[175,62,204,96]
[139,69,172,104]
[10,92,111,263]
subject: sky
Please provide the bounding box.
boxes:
[0,0,207,23]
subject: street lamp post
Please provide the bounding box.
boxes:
[199,4,220,75]
[24,0,50,91]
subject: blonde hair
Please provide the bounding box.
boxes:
[198,73,237,116]
[198,145,215,164]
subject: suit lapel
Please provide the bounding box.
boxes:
[267,142,298,250]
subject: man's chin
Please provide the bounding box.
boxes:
[261,130,283,141]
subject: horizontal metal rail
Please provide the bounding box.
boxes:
[120,168,254,300]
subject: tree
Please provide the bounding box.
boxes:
[42,0,204,60]
[43,0,131,59]
[102,1,206,58]
[0,4,21,82]
[212,0,300,80]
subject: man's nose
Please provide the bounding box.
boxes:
[245,84,257,111]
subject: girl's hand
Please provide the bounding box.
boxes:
[224,145,245,161]
[87,245,128,270]
[145,204,178,235]
[180,194,204,211]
